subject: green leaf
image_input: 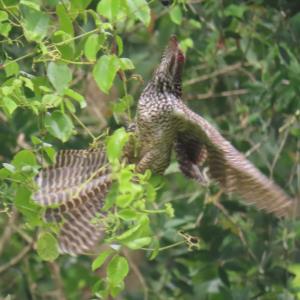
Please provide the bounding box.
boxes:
[5,61,19,77]
[115,35,123,56]
[103,182,119,211]
[118,208,139,221]
[2,97,17,115]
[43,146,56,163]
[180,38,194,52]
[42,94,63,108]
[145,184,156,202]
[126,0,150,26]
[149,239,160,260]
[164,203,174,218]
[116,215,150,242]
[93,55,120,94]
[224,4,247,18]
[21,76,34,90]
[47,62,72,94]
[92,250,113,271]
[0,22,11,37]
[21,6,49,41]
[64,88,86,108]
[20,0,40,10]
[112,95,133,113]
[116,222,142,241]
[84,34,102,61]
[37,232,59,261]
[3,163,16,173]
[116,193,135,208]
[52,31,75,60]
[107,255,129,285]
[97,0,121,22]
[56,4,74,36]
[106,128,129,162]
[65,99,75,113]
[71,0,92,10]
[169,5,182,25]
[12,150,37,168]
[0,10,8,22]
[44,111,74,142]
[125,237,151,249]
[15,186,41,226]
[290,127,300,138]
[119,58,135,70]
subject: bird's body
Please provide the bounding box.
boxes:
[136,37,184,174]
[136,81,178,174]
[33,36,296,255]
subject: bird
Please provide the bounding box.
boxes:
[33,36,296,255]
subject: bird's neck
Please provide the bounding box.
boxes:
[143,76,182,100]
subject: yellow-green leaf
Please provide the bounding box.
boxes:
[37,232,59,261]
[93,55,120,94]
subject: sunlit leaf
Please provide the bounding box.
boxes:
[0,22,11,37]
[2,97,17,115]
[119,58,135,70]
[0,10,8,22]
[37,232,59,261]
[93,55,120,94]
[47,62,72,94]
[84,34,102,61]
[125,237,151,249]
[169,5,182,25]
[97,0,121,22]
[21,5,49,41]
[106,127,129,162]
[44,111,74,142]
[92,250,113,271]
[12,150,37,168]
[64,88,86,108]
[56,3,74,36]
[126,0,150,26]
[107,255,129,285]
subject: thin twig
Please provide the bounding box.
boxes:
[48,262,67,300]
[123,249,149,300]
[187,89,248,101]
[0,208,18,256]
[184,63,242,86]
[0,243,32,274]
[213,199,258,262]
[270,127,290,179]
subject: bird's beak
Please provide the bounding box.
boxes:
[168,35,185,63]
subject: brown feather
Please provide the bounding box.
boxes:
[174,103,295,218]
[33,147,111,254]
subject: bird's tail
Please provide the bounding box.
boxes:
[33,146,112,255]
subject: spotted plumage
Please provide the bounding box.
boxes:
[33,36,296,255]
[136,36,295,218]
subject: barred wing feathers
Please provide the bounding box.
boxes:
[34,148,109,205]
[33,147,112,255]
[174,104,295,218]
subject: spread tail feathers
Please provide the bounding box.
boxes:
[33,147,112,255]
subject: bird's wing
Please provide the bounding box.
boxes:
[33,146,112,254]
[53,190,107,255]
[174,103,295,218]
[34,147,109,205]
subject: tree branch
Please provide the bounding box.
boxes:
[0,243,32,274]
[0,209,18,256]
[184,63,243,86]
[187,89,249,101]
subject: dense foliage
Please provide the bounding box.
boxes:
[0,0,300,299]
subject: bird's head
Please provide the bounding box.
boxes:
[153,35,185,96]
